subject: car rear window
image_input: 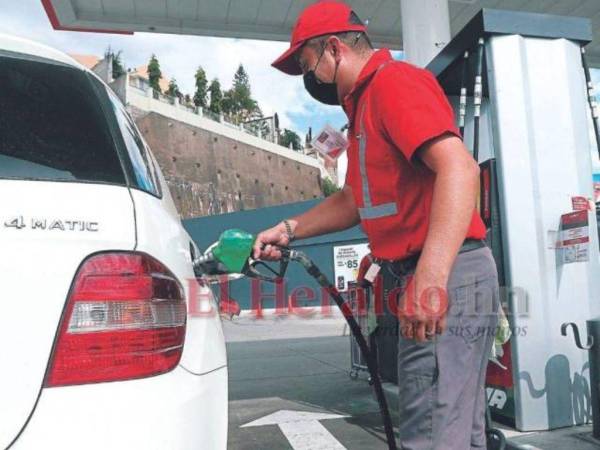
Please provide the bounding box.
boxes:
[105,88,162,197]
[0,54,125,184]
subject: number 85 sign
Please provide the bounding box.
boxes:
[332,243,370,292]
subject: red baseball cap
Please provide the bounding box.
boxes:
[272,1,367,76]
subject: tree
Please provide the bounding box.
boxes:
[147,54,162,93]
[166,78,182,99]
[222,64,259,123]
[208,78,223,114]
[193,66,208,108]
[220,89,234,117]
[243,106,271,139]
[257,110,272,139]
[305,127,313,147]
[234,63,250,88]
[322,177,340,197]
[279,129,302,151]
[104,47,125,79]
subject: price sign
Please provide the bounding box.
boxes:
[332,243,370,292]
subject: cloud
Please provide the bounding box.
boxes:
[9,1,596,182]
[0,0,345,134]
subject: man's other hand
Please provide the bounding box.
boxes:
[398,271,449,342]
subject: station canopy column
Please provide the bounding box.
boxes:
[400,0,451,67]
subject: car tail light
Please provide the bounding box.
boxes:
[45,252,186,387]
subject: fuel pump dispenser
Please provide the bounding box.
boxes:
[426,9,600,431]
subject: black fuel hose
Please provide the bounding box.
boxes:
[288,249,398,450]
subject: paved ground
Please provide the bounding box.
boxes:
[223,313,600,450]
[224,310,348,343]
[225,313,395,450]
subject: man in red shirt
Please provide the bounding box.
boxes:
[254,2,499,448]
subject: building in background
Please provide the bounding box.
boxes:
[70,54,100,70]
[128,64,171,94]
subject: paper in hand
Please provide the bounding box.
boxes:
[311,124,349,160]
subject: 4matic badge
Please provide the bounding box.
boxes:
[4,216,99,232]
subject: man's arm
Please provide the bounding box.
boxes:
[402,134,480,341]
[291,185,360,238]
[253,186,360,259]
[418,134,480,284]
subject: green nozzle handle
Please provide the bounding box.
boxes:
[212,229,256,274]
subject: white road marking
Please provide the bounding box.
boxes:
[241,409,349,450]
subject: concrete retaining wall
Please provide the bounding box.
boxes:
[136,112,324,218]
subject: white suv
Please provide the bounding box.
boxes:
[0,34,227,449]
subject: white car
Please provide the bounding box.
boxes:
[0,34,228,449]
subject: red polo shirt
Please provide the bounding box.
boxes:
[343,49,486,260]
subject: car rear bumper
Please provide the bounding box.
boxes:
[13,365,228,450]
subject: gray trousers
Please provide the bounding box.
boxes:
[382,247,499,450]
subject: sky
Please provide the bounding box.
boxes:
[0,0,347,138]
[1,1,599,178]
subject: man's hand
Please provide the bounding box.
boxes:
[398,270,449,342]
[252,187,360,261]
[253,220,297,260]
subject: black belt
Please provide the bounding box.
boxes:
[460,238,487,253]
[384,239,487,274]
